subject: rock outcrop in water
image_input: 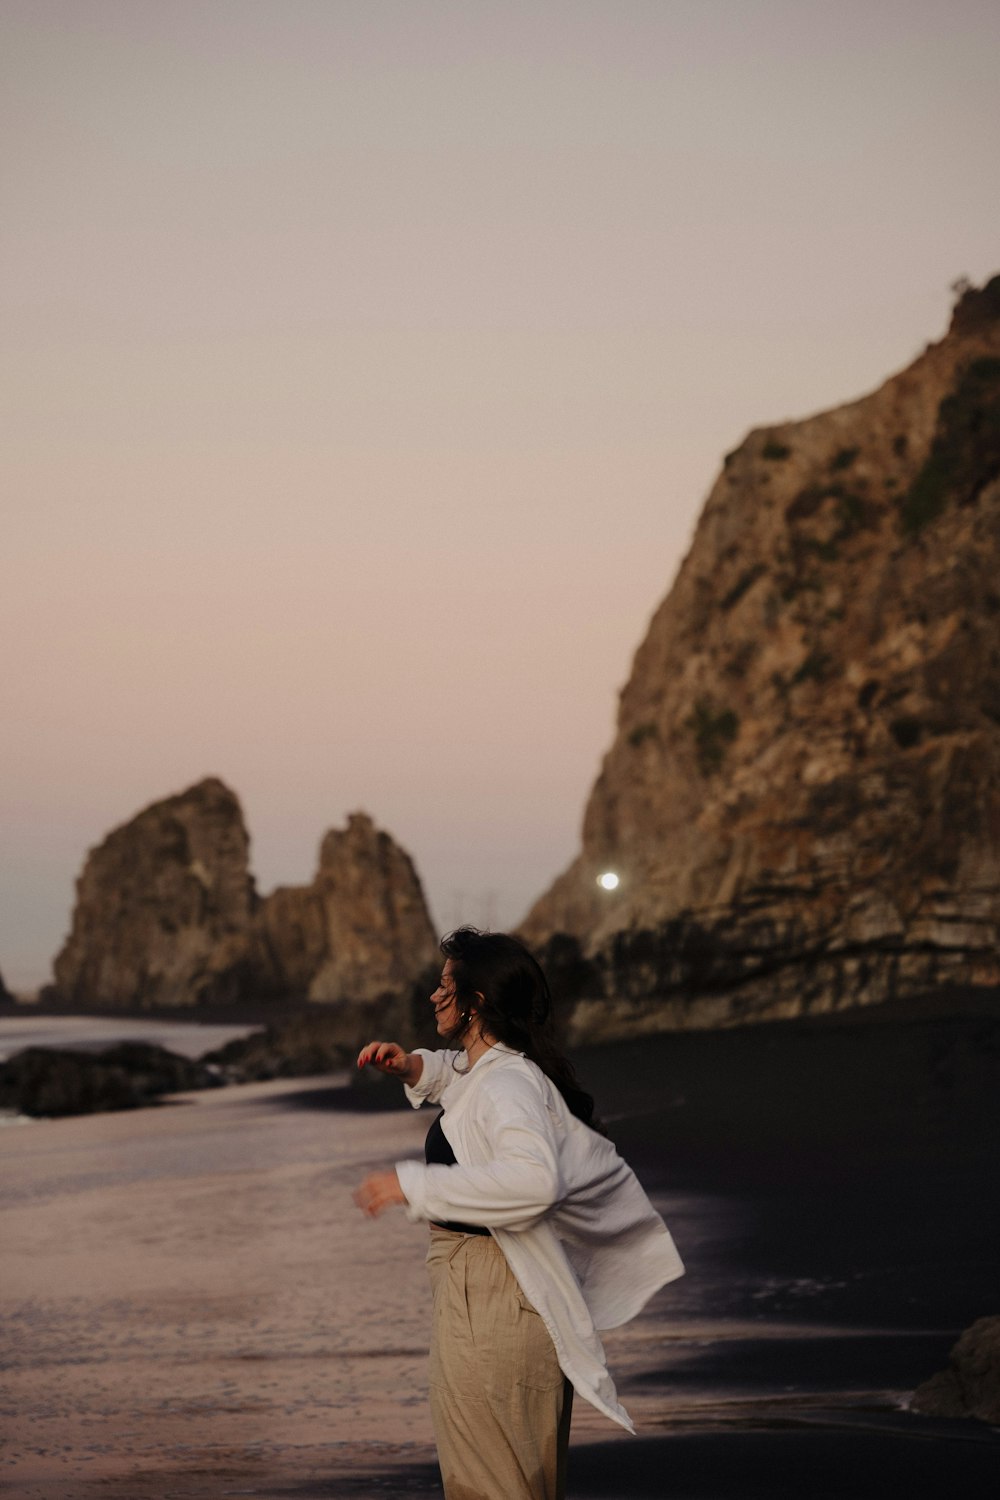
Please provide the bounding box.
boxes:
[49,783,438,1013]
[52,778,257,1010]
[522,275,1000,1037]
[0,1042,221,1117]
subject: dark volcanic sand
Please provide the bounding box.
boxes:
[367,1005,1000,1497]
[3,1002,995,1494]
[568,1006,1000,1496]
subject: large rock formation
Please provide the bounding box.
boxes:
[49,783,438,1013]
[911,1316,1000,1423]
[523,275,1000,1037]
[250,812,439,1004]
[52,778,258,1010]
[0,1042,221,1118]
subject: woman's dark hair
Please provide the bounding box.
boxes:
[440,926,598,1129]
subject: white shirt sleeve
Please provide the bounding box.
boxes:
[402,1048,464,1108]
[395,1088,564,1233]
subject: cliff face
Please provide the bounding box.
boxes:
[251,812,439,1004]
[523,276,1000,1037]
[52,778,257,1010]
[51,787,438,1012]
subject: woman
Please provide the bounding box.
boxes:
[353,928,684,1500]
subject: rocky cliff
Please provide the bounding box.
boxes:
[50,783,438,1012]
[523,275,1000,1038]
[52,778,257,1010]
[250,812,439,1004]
[912,1316,1000,1424]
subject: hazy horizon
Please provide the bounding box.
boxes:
[3,0,999,991]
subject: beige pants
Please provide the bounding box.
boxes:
[425,1227,573,1500]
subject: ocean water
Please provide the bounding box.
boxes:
[0,1015,266,1130]
[0,1013,262,1064]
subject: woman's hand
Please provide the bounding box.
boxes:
[356,1040,419,1082]
[353,1169,406,1218]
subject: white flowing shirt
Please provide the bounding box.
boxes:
[394,1042,684,1431]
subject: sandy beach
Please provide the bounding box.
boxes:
[2,1072,661,1498]
[2,1013,999,1497]
[2,1075,441,1496]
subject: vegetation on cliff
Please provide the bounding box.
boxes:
[522,275,1000,1036]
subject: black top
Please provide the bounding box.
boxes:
[424,1112,491,1236]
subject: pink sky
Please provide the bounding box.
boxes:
[2,0,999,989]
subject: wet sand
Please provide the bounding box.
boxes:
[2,1010,999,1496]
[2,1073,657,1497]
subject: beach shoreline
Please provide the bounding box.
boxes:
[0,1013,265,1064]
[3,1014,999,1498]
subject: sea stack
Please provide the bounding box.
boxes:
[50,785,438,1013]
[52,777,257,1010]
[250,811,439,1004]
[522,275,1000,1036]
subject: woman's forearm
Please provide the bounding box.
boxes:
[402,1051,424,1085]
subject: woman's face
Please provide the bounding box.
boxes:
[431,959,462,1036]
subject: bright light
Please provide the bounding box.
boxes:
[597,871,620,891]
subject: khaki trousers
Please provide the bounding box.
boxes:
[425,1227,573,1500]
